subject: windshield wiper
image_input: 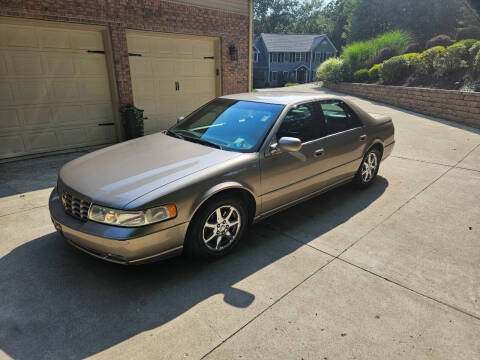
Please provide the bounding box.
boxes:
[165,130,183,139]
[182,136,223,150]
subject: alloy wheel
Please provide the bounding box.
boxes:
[202,205,241,251]
[361,152,378,183]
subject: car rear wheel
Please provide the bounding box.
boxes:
[184,195,248,258]
[353,148,381,188]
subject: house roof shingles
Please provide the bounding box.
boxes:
[260,33,328,52]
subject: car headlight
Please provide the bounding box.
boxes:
[88,204,177,227]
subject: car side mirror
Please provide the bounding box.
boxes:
[177,116,184,124]
[275,137,302,153]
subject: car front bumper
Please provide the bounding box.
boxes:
[49,188,188,265]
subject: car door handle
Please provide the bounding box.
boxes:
[314,148,325,157]
[359,134,367,141]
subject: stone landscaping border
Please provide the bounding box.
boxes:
[324,82,480,129]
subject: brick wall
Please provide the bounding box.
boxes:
[0,0,250,106]
[324,82,480,129]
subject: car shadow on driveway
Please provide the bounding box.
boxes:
[0,178,387,359]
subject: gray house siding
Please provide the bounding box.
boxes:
[253,33,337,88]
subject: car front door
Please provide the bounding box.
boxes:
[259,102,331,213]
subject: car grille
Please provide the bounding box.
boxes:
[62,192,91,221]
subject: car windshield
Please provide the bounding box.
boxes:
[168,99,284,152]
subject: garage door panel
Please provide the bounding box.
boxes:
[22,107,53,127]
[128,36,150,55]
[175,61,194,77]
[129,57,152,78]
[155,97,177,114]
[84,103,113,122]
[70,31,104,51]
[0,54,7,75]
[193,41,214,57]
[11,52,44,76]
[46,53,75,75]
[60,128,89,146]
[135,99,157,116]
[77,78,110,100]
[150,37,175,56]
[0,109,21,131]
[41,29,70,49]
[54,105,84,124]
[0,135,25,156]
[25,131,59,151]
[75,55,107,75]
[175,40,194,56]
[6,26,39,48]
[0,83,14,104]
[195,61,215,77]
[152,59,175,76]
[15,81,49,104]
[156,79,176,95]
[0,22,116,159]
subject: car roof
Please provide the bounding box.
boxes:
[220,91,343,106]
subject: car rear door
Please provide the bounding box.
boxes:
[315,100,367,186]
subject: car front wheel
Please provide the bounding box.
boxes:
[184,195,248,258]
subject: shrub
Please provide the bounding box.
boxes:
[284,82,299,87]
[380,55,409,84]
[368,64,382,81]
[468,41,480,61]
[316,57,346,81]
[342,30,413,70]
[403,52,421,70]
[474,49,480,72]
[456,27,480,41]
[404,43,422,53]
[426,35,452,49]
[376,47,397,63]
[456,39,478,51]
[353,69,369,82]
[433,43,468,76]
[416,46,445,75]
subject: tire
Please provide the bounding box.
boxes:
[353,147,381,189]
[184,195,248,259]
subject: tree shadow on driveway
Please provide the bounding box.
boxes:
[0,178,387,359]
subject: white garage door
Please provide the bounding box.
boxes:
[127,32,219,134]
[0,21,116,159]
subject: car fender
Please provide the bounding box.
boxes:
[363,138,384,157]
[189,181,259,221]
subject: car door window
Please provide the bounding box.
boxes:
[320,100,363,136]
[276,103,322,143]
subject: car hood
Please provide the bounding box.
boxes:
[59,133,242,208]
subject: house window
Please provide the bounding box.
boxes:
[283,71,288,79]
[289,52,295,62]
[271,71,278,81]
[270,53,278,63]
[295,52,306,62]
[278,52,284,63]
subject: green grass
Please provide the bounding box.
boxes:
[342,30,414,70]
[284,82,299,87]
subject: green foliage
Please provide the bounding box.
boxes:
[343,0,464,45]
[404,43,422,53]
[433,43,469,76]
[353,68,369,82]
[416,46,445,75]
[456,27,480,41]
[376,47,397,63]
[284,82,299,87]
[468,41,480,61]
[342,30,413,70]
[455,39,478,51]
[403,52,421,67]
[316,57,346,81]
[474,49,480,72]
[379,55,410,84]
[368,63,382,81]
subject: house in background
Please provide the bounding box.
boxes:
[253,33,337,88]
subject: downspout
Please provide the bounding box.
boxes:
[309,50,313,82]
[248,0,254,92]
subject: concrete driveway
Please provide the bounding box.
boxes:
[1,85,479,360]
